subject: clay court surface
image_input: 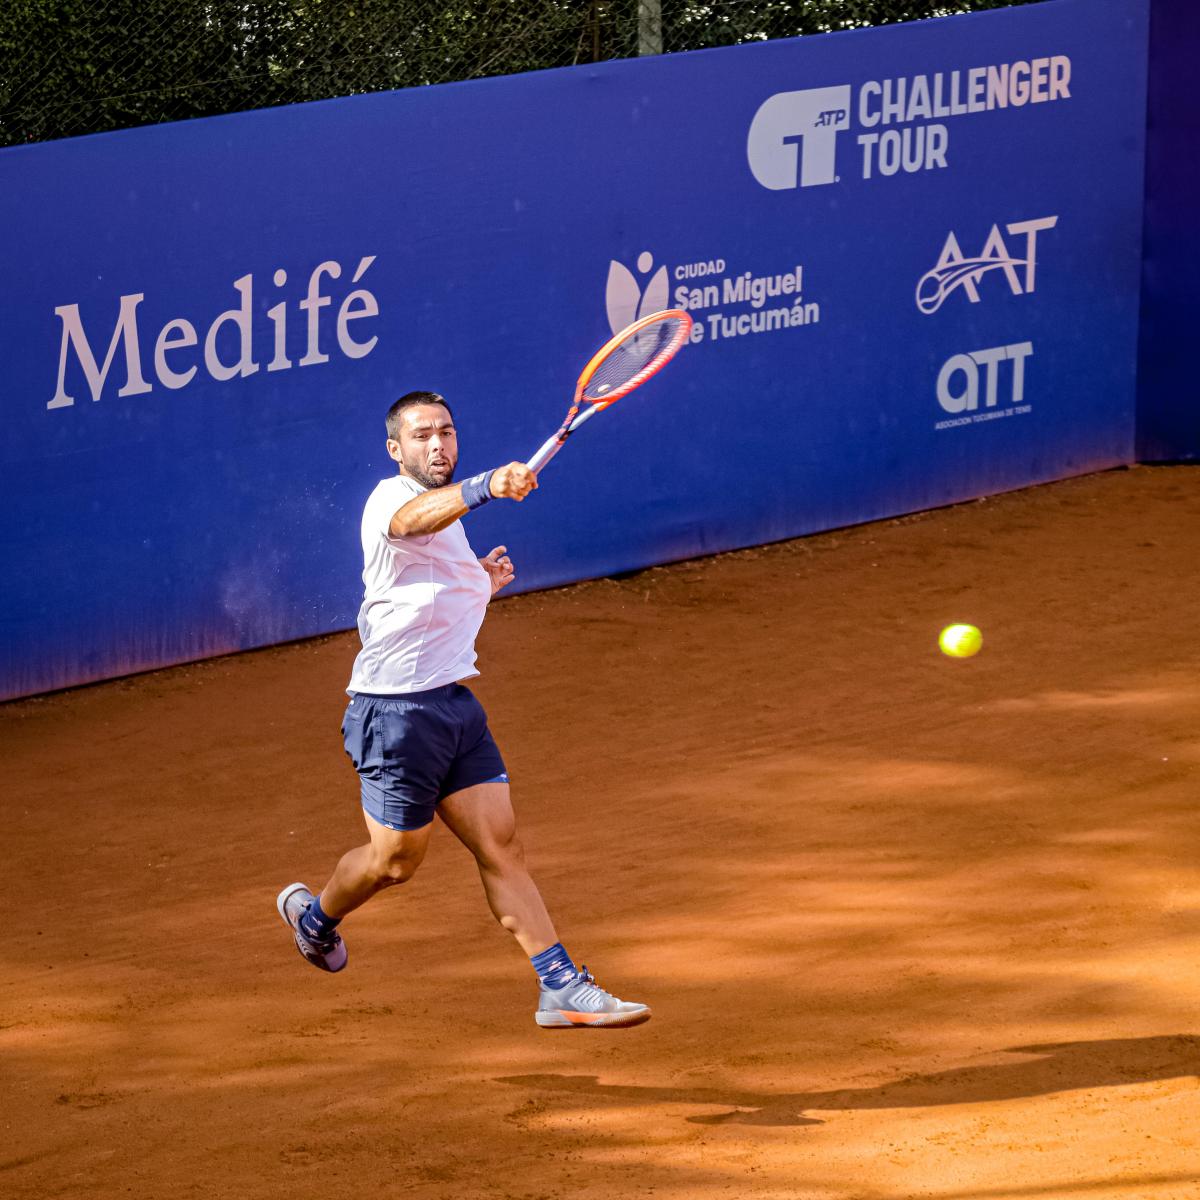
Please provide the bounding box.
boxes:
[3,464,1199,1200]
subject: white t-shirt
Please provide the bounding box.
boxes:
[347,474,492,695]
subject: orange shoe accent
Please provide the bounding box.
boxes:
[547,1008,651,1028]
[559,1010,605,1025]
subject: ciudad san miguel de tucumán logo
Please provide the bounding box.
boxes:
[606,250,820,347]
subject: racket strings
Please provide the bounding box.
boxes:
[526,309,691,473]
[581,314,689,403]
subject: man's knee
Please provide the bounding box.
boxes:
[477,827,525,873]
[371,849,423,886]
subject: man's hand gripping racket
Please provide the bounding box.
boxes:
[527,309,693,475]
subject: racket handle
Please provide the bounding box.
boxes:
[527,434,564,474]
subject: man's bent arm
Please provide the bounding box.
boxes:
[389,482,473,536]
[388,462,538,537]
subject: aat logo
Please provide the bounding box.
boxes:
[917,216,1057,314]
[605,250,669,335]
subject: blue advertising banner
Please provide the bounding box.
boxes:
[1137,0,1199,461]
[0,0,1149,700]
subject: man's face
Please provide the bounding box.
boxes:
[387,403,458,489]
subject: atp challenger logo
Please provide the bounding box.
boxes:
[917,217,1057,314]
[746,87,852,189]
[747,56,1072,191]
[605,250,820,346]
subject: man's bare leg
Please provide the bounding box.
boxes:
[436,781,557,954]
[277,812,432,972]
[437,780,650,1027]
[318,811,434,920]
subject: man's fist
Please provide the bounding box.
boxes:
[491,462,538,501]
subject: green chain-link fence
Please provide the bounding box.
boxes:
[0,0,1039,147]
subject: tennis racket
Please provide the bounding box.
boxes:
[527,309,693,474]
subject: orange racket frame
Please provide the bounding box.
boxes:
[527,308,693,474]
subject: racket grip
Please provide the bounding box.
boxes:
[527,435,564,474]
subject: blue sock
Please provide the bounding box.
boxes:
[531,942,577,990]
[300,894,341,941]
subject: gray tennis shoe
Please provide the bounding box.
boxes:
[276,882,347,973]
[535,965,650,1028]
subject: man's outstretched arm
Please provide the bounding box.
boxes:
[388,462,538,537]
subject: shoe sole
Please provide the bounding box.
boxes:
[276,882,348,974]
[535,1008,652,1029]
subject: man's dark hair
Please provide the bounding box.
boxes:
[386,391,453,440]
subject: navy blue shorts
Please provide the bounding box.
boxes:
[341,684,508,831]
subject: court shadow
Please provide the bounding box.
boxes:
[497,1035,1199,1127]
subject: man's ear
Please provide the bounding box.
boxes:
[386,438,402,463]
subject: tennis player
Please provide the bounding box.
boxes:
[276,392,649,1029]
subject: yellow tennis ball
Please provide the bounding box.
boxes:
[939,623,982,658]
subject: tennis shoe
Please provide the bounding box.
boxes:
[276,882,347,973]
[535,965,650,1028]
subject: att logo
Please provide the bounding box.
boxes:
[746,86,852,189]
[605,250,670,335]
[917,216,1058,314]
[937,341,1033,415]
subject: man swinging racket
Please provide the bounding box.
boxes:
[277,390,650,1029]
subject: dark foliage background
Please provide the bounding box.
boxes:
[0,0,1041,146]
